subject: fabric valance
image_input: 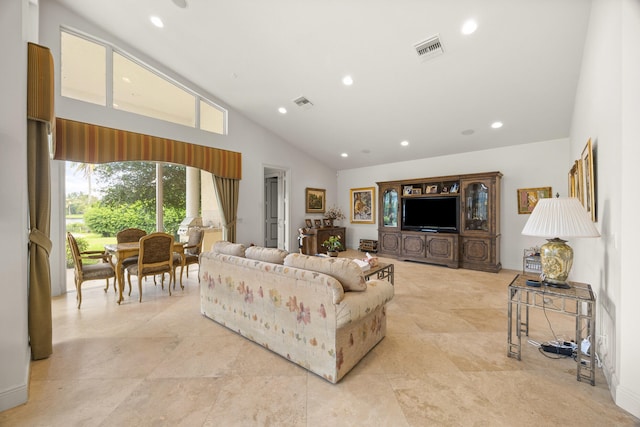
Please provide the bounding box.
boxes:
[27,43,54,124]
[54,118,242,180]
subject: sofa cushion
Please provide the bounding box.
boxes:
[283,253,367,291]
[245,246,288,264]
[211,240,246,257]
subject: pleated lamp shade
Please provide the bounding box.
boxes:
[521,197,599,287]
[522,197,600,238]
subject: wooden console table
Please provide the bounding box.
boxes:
[300,227,346,255]
[307,227,347,255]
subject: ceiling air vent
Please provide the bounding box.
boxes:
[293,96,314,110]
[414,34,444,60]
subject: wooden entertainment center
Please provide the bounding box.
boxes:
[377,171,502,272]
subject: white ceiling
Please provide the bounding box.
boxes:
[54,0,591,170]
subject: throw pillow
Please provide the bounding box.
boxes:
[212,240,246,257]
[283,253,367,291]
[245,246,289,264]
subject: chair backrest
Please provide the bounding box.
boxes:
[117,227,147,244]
[66,232,83,273]
[138,232,174,273]
[186,228,204,256]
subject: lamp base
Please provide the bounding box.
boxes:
[540,238,574,286]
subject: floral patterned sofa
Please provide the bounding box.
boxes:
[199,242,394,383]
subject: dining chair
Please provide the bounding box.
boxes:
[67,232,116,309]
[115,227,147,293]
[126,232,174,302]
[176,227,204,288]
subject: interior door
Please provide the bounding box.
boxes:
[265,176,278,247]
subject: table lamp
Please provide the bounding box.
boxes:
[521,196,600,288]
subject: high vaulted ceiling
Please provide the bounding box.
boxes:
[54,0,591,169]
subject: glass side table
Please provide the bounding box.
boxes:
[507,273,596,385]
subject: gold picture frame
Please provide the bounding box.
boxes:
[305,187,326,214]
[517,187,552,214]
[568,160,582,203]
[350,187,375,224]
[426,185,438,194]
[581,138,596,221]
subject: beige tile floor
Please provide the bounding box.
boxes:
[2,250,639,426]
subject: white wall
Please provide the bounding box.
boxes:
[569,0,640,418]
[338,138,570,271]
[0,0,34,412]
[39,1,339,297]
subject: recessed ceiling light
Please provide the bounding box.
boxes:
[400,140,409,147]
[341,153,349,158]
[461,129,474,135]
[278,107,287,114]
[461,19,478,35]
[150,16,164,28]
[342,75,354,86]
[122,76,131,83]
[491,121,503,129]
[172,0,188,8]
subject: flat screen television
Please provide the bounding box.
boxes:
[401,196,459,232]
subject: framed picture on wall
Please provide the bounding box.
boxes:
[350,187,375,224]
[305,187,326,213]
[581,138,596,221]
[517,187,552,214]
[568,160,582,203]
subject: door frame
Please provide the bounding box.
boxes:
[263,165,290,251]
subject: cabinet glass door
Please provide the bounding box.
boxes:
[464,182,489,231]
[382,188,398,227]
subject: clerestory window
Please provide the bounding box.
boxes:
[60,29,226,135]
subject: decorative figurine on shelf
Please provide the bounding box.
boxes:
[322,235,343,257]
[323,205,345,227]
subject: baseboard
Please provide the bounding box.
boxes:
[0,382,28,412]
[614,383,640,419]
[0,351,30,412]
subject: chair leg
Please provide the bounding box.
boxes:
[138,275,143,303]
[128,274,133,296]
[77,281,82,309]
[104,278,109,293]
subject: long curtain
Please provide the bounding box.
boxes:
[27,119,53,360]
[214,176,240,242]
[27,43,54,360]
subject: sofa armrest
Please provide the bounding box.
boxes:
[335,279,394,328]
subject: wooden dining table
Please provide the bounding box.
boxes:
[105,241,185,304]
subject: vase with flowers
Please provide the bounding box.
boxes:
[322,235,343,257]
[324,205,346,227]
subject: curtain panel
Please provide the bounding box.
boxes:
[54,118,242,180]
[27,43,54,360]
[214,176,240,243]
